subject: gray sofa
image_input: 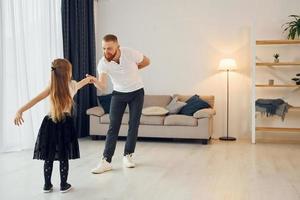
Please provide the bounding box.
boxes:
[86,94,216,144]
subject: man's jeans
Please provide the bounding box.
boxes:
[103,88,144,162]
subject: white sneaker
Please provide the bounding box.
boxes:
[123,154,136,168]
[91,158,112,174]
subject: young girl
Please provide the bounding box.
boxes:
[14,58,91,193]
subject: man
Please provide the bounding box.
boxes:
[88,34,150,174]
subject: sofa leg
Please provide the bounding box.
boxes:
[201,139,209,145]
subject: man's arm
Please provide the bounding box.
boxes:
[137,56,150,69]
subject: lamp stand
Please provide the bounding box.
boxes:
[219,69,236,141]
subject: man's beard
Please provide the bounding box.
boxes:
[104,50,117,62]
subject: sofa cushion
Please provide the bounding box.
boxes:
[99,113,164,125]
[86,106,105,117]
[140,115,165,125]
[100,113,129,124]
[142,106,169,116]
[124,95,172,113]
[164,115,198,126]
[97,94,112,113]
[179,95,211,116]
[143,95,172,108]
[193,108,216,118]
[166,96,187,114]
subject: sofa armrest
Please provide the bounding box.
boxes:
[86,106,105,117]
[193,108,216,119]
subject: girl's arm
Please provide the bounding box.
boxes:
[14,87,50,126]
[76,76,93,90]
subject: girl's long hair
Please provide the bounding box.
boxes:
[50,58,73,122]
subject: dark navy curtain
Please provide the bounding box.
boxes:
[61,0,97,137]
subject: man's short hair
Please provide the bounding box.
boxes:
[103,34,118,42]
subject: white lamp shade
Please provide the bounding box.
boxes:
[218,58,237,71]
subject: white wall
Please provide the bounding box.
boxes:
[94,0,300,139]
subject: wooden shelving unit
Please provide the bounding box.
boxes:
[256,84,300,88]
[256,62,300,66]
[256,127,300,133]
[252,39,300,143]
[256,40,300,45]
[255,107,300,113]
[255,106,300,133]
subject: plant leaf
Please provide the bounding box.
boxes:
[283,15,300,39]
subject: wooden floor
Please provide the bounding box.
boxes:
[1,138,300,200]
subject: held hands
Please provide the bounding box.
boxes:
[85,74,97,84]
[14,111,24,126]
[85,74,106,91]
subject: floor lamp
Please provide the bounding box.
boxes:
[218,58,237,141]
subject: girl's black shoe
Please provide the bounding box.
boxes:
[60,183,72,193]
[43,184,53,193]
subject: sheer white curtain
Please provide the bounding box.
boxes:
[0,0,63,152]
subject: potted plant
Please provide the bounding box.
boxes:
[292,78,300,85]
[292,73,300,85]
[282,15,300,40]
[273,53,280,63]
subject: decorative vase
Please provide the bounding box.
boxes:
[268,79,274,85]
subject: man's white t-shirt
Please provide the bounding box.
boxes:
[97,47,144,93]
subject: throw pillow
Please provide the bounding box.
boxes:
[193,108,216,118]
[86,107,105,117]
[166,96,187,114]
[179,95,211,116]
